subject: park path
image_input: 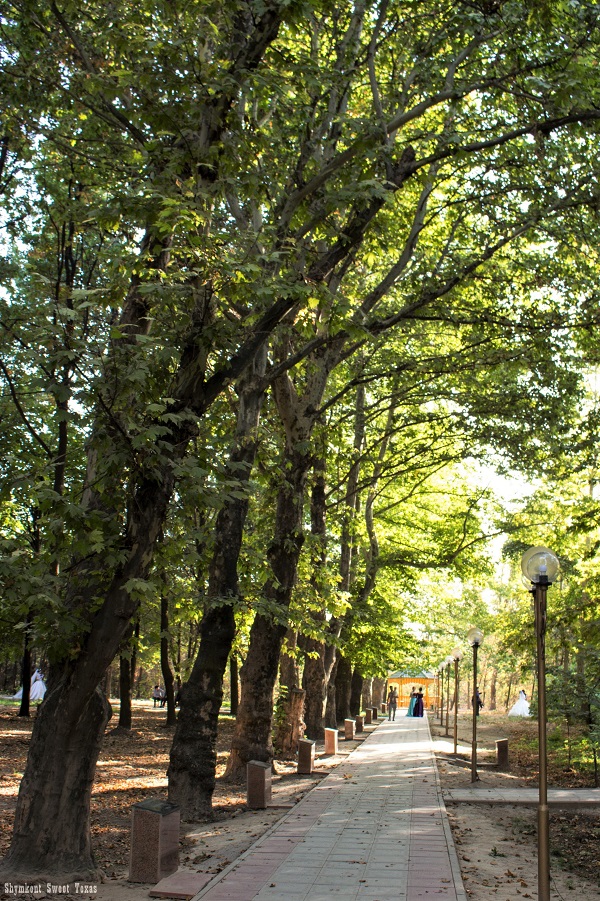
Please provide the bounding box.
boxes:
[191,712,467,901]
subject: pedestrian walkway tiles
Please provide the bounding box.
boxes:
[444,785,600,806]
[192,715,467,901]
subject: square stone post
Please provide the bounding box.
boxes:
[298,738,315,774]
[324,727,338,755]
[129,799,180,884]
[371,706,378,721]
[496,739,509,771]
[344,719,355,740]
[364,708,372,724]
[247,760,272,809]
[355,714,364,733]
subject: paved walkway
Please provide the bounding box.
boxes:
[444,786,600,806]
[192,714,466,901]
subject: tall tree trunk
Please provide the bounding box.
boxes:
[504,674,514,710]
[300,457,328,739]
[168,354,266,818]
[362,677,373,710]
[130,618,140,698]
[230,653,239,716]
[324,655,338,728]
[3,681,111,879]
[1,465,177,878]
[350,668,363,716]
[273,687,306,758]
[118,653,133,730]
[373,677,386,708]
[279,628,300,691]
[117,619,137,730]
[161,588,177,727]
[18,518,41,719]
[489,668,497,711]
[335,653,352,723]
[225,432,313,772]
[303,644,327,739]
[17,619,32,719]
[304,388,363,739]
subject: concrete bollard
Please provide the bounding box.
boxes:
[496,738,509,770]
[247,760,272,809]
[324,727,339,755]
[371,706,378,721]
[364,708,372,725]
[129,799,180,883]
[344,718,355,740]
[381,702,387,714]
[355,714,364,733]
[298,738,315,774]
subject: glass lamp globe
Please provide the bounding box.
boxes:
[445,655,454,666]
[452,647,462,660]
[521,546,559,584]
[467,626,483,647]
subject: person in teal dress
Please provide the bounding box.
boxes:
[406,686,417,716]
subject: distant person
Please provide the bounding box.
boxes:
[413,687,424,717]
[387,687,398,721]
[406,686,417,717]
[508,689,530,717]
[14,668,46,702]
[152,685,162,708]
[29,669,46,701]
[472,686,484,716]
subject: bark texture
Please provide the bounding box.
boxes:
[168,357,266,818]
[373,677,386,708]
[350,668,363,716]
[230,654,239,716]
[301,460,329,740]
[361,677,373,710]
[273,687,306,757]
[2,684,111,879]
[161,589,177,727]
[225,368,321,778]
[335,652,353,723]
[118,654,132,730]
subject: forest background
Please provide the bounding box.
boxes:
[1,0,600,881]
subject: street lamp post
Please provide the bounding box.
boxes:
[445,656,453,736]
[452,647,462,755]
[438,663,445,726]
[522,546,560,901]
[467,627,483,783]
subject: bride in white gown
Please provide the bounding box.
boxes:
[508,689,530,717]
[13,668,47,702]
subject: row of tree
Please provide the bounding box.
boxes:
[2,0,600,879]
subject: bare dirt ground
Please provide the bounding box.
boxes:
[1,702,599,900]
[431,711,600,900]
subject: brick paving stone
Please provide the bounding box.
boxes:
[191,715,466,901]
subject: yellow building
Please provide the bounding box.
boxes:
[386,670,438,711]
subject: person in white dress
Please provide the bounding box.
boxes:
[508,689,530,717]
[13,668,47,701]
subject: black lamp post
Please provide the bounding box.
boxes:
[452,647,462,755]
[522,546,559,901]
[467,626,483,782]
[438,663,445,726]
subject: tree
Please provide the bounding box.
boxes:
[3,0,600,877]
